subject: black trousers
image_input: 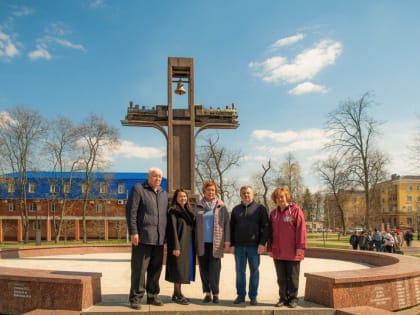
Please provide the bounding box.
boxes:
[198,242,221,295]
[273,259,300,303]
[129,243,164,302]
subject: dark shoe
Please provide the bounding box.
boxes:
[147,296,164,306]
[130,300,141,309]
[172,295,190,305]
[203,295,212,303]
[275,300,288,307]
[212,295,219,304]
[288,299,298,308]
[250,298,258,305]
[233,296,245,304]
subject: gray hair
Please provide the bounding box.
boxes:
[148,167,163,176]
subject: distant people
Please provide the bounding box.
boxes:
[165,189,195,305]
[404,229,414,247]
[397,230,404,249]
[267,187,307,309]
[126,167,168,309]
[372,228,383,252]
[349,231,359,250]
[230,185,269,306]
[391,231,399,253]
[358,232,368,250]
[195,180,230,304]
[383,231,394,253]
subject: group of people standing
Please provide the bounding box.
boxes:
[125,167,307,310]
[349,228,414,253]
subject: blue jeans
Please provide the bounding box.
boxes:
[234,246,260,299]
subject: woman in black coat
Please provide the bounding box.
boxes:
[165,188,196,305]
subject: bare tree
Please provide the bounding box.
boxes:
[301,188,314,221]
[0,106,47,243]
[325,92,388,228]
[250,160,273,211]
[275,152,304,203]
[260,160,272,211]
[314,156,350,233]
[76,114,120,243]
[44,117,82,242]
[312,191,324,222]
[195,134,241,203]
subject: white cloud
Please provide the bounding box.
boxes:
[11,5,34,17]
[288,82,328,95]
[113,140,164,159]
[28,37,85,60]
[88,0,106,9]
[252,128,327,144]
[28,45,51,60]
[0,31,20,60]
[249,39,343,84]
[0,111,14,129]
[272,33,305,48]
[52,37,85,51]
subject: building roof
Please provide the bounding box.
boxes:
[0,172,168,200]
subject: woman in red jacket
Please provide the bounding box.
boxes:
[267,187,307,308]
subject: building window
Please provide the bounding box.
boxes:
[9,203,15,212]
[64,183,71,193]
[50,183,57,193]
[51,203,57,213]
[407,218,413,226]
[417,205,420,212]
[407,196,412,202]
[96,204,103,214]
[32,221,41,230]
[100,182,108,194]
[407,206,413,212]
[417,196,420,202]
[28,182,36,193]
[417,185,420,191]
[118,183,125,194]
[8,182,15,193]
[29,202,37,212]
[407,185,413,192]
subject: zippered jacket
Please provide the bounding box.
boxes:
[125,181,168,245]
[230,201,269,247]
[267,202,307,261]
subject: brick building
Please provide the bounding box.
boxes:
[0,172,167,242]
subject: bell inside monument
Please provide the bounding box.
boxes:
[174,80,186,95]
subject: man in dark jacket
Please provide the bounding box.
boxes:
[126,168,168,309]
[230,185,269,306]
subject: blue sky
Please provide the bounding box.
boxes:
[1,0,419,192]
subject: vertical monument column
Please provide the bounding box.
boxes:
[167,57,195,196]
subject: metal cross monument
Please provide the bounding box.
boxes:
[121,57,239,197]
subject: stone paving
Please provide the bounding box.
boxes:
[0,251,371,313]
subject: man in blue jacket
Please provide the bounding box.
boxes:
[230,185,269,306]
[126,168,168,309]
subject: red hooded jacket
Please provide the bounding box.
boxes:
[267,202,307,261]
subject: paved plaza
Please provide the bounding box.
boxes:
[0,251,372,313]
